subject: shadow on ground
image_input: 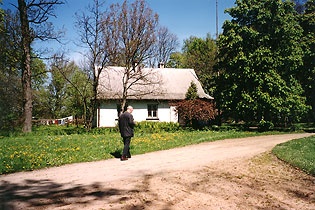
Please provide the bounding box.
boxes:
[0,179,123,209]
[0,173,173,210]
[110,150,122,158]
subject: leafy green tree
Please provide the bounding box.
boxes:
[166,35,217,95]
[298,0,315,121]
[0,9,48,129]
[64,68,93,126]
[0,9,23,129]
[31,57,48,119]
[215,0,310,126]
[31,56,47,90]
[166,52,185,68]
[46,57,78,119]
[185,81,198,100]
[43,55,93,126]
[182,35,217,95]
[33,87,51,119]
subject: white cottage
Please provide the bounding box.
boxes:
[96,66,213,127]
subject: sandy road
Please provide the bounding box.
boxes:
[1,133,314,210]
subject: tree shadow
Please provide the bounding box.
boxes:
[0,179,128,209]
[0,172,173,210]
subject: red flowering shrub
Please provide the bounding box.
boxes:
[172,99,217,128]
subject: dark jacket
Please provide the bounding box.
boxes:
[118,111,135,137]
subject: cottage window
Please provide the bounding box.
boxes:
[147,104,158,118]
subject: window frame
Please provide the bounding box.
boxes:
[147,104,158,119]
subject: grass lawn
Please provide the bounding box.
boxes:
[0,124,313,175]
[272,135,315,176]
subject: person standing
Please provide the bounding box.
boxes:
[118,106,136,161]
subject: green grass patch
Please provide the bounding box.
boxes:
[0,132,122,174]
[272,135,315,176]
[0,124,296,175]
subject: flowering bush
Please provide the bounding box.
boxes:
[173,99,217,128]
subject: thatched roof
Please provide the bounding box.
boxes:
[97,66,213,100]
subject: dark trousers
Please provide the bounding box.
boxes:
[122,137,131,157]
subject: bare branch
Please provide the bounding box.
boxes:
[74,0,109,129]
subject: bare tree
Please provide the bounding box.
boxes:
[152,26,179,68]
[75,0,109,129]
[103,0,159,112]
[17,0,64,132]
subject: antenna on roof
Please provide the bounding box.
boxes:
[216,0,218,39]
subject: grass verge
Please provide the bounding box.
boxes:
[272,135,315,176]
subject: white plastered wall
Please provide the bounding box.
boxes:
[97,101,178,127]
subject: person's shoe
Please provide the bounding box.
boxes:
[126,154,131,158]
[120,156,128,161]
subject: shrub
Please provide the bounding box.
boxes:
[172,99,217,129]
[258,119,274,131]
[135,121,181,133]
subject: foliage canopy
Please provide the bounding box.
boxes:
[214,0,310,126]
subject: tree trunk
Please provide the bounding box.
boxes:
[18,0,33,133]
[88,72,99,130]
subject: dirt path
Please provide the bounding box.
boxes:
[1,133,314,210]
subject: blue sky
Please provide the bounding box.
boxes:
[2,0,236,61]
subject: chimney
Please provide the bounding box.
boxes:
[158,62,165,68]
